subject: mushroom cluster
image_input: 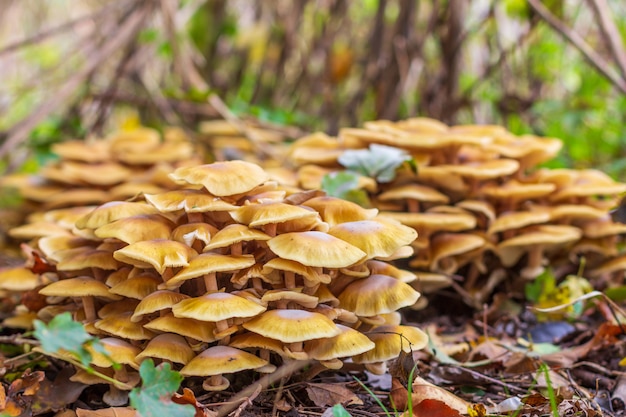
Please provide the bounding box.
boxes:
[5,160,428,397]
[286,118,626,306]
[1,126,203,236]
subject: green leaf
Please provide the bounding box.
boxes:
[331,404,353,417]
[525,269,555,303]
[33,312,94,366]
[130,360,194,417]
[338,144,412,183]
[321,171,370,206]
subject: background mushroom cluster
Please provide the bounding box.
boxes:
[2,160,428,399]
[1,126,202,234]
[285,118,626,307]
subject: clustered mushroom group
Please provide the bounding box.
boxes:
[1,160,428,401]
[1,126,202,235]
[285,118,626,307]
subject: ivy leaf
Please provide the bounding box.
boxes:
[338,144,412,183]
[129,360,194,417]
[33,312,94,366]
[321,171,370,206]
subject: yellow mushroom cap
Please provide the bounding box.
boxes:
[305,324,375,361]
[94,312,155,340]
[164,253,256,289]
[144,189,238,213]
[242,309,341,343]
[328,218,417,259]
[94,215,173,244]
[76,202,159,230]
[88,337,141,370]
[202,224,271,252]
[169,161,270,197]
[144,314,217,343]
[229,202,320,228]
[180,345,268,377]
[268,231,366,268]
[113,239,197,275]
[39,277,119,299]
[352,324,428,364]
[337,274,420,317]
[302,196,379,226]
[131,290,190,322]
[172,292,266,321]
[136,333,195,365]
[0,266,44,291]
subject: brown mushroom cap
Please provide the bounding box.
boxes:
[487,211,551,235]
[242,309,341,343]
[169,161,270,197]
[497,225,582,267]
[268,231,366,268]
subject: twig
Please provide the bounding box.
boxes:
[215,359,311,417]
[0,2,153,162]
[586,0,626,79]
[526,0,626,94]
[0,335,40,345]
[0,0,127,58]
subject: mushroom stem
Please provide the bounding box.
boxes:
[82,296,96,322]
[231,242,243,256]
[162,267,174,283]
[526,245,544,273]
[187,212,203,223]
[263,223,277,237]
[407,199,420,213]
[284,271,296,290]
[204,272,218,292]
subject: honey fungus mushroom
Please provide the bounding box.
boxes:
[39,277,122,322]
[180,345,269,391]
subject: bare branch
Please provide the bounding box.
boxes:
[586,0,626,79]
[526,0,626,94]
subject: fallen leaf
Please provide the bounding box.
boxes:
[76,407,137,417]
[305,382,362,407]
[31,367,86,414]
[389,378,408,410]
[410,376,469,415]
[401,399,463,417]
[8,370,45,397]
[172,388,216,417]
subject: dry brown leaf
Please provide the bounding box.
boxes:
[0,384,6,410]
[305,382,363,407]
[410,376,469,415]
[400,399,463,417]
[31,367,86,415]
[390,378,408,410]
[76,407,137,417]
[172,388,216,417]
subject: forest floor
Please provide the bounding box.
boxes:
[1,275,625,417]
